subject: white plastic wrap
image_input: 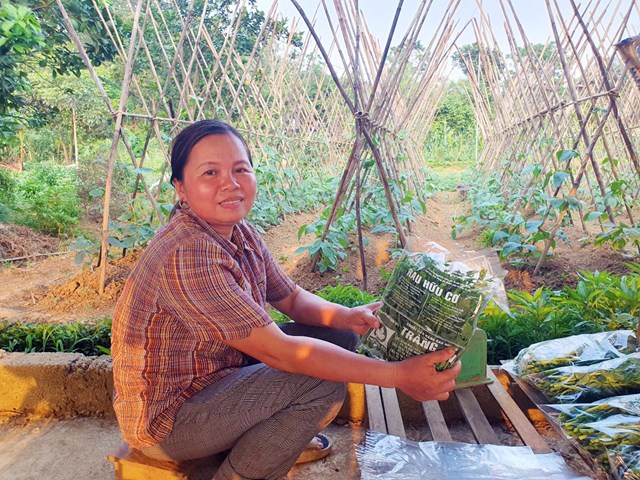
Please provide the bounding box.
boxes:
[356,431,591,480]
[512,330,637,376]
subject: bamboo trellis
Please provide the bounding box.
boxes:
[463,0,639,273]
[58,0,640,292]
[59,0,460,292]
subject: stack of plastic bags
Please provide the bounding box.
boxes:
[507,331,640,479]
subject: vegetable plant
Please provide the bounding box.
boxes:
[479,265,640,363]
[0,318,112,356]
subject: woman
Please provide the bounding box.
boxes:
[111,119,461,480]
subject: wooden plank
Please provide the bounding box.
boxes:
[454,388,501,445]
[506,370,550,406]
[380,387,406,438]
[421,400,452,441]
[108,442,220,480]
[485,368,552,453]
[364,384,388,433]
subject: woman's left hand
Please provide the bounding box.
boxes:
[342,301,382,335]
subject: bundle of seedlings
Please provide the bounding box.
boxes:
[549,394,640,477]
[527,353,640,403]
[513,330,637,376]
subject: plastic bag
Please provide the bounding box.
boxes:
[547,395,640,475]
[360,243,499,369]
[526,352,640,403]
[356,430,590,479]
[609,444,640,480]
[513,330,637,376]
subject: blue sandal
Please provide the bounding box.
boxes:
[295,433,332,464]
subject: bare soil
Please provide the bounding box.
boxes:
[0,190,636,325]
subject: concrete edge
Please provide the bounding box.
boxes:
[0,351,368,423]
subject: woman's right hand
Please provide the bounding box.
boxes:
[393,347,462,402]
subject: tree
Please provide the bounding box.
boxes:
[451,42,505,78]
[424,80,477,163]
[0,3,46,147]
[0,0,120,151]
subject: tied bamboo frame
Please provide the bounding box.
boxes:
[57,0,640,293]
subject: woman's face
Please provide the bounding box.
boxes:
[174,133,256,239]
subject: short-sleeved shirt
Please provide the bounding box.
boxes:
[111,203,296,449]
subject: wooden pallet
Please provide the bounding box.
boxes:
[502,369,609,479]
[365,366,552,453]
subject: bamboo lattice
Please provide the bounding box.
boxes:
[58,0,640,290]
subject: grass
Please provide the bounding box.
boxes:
[428,164,473,191]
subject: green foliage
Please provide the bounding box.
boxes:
[314,284,379,307]
[452,155,584,261]
[296,169,426,273]
[424,80,477,165]
[451,43,505,78]
[0,317,112,356]
[269,284,378,323]
[0,1,120,148]
[479,266,640,363]
[11,162,81,235]
[107,196,169,250]
[0,3,45,146]
[0,167,17,221]
[248,158,337,232]
[296,207,350,273]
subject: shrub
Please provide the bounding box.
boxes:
[0,318,112,356]
[479,265,640,363]
[269,284,379,323]
[0,167,17,222]
[12,162,81,235]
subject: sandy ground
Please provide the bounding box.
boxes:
[0,417,365,480]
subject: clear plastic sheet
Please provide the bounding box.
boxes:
[356,431,591,480]
[511,330,637,376]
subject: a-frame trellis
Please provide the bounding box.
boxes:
[459,0,640,273]
[58,0,462,292]
[58,0,640,293]
[290,0,464,286]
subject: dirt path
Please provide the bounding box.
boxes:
[0,191,475,324]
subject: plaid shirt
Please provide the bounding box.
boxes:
[111,204,296,449]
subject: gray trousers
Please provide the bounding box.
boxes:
[140,323,358,480]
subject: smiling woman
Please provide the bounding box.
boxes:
[171,130,257,239]
[110,119,461,480]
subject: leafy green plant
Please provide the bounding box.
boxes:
[296,169,426,272]
[479,266,640,363]
[452,158,581,262]
[0,167,17,222]
[12,162,81,235]
[269,284,378,323]
[68,235,100,267]
[296,207,351,273]
[0,318,112,356]
[594,223,640,255]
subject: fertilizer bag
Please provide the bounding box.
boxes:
[360,244,495,369]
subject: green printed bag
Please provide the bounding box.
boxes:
[360,249,493,370]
